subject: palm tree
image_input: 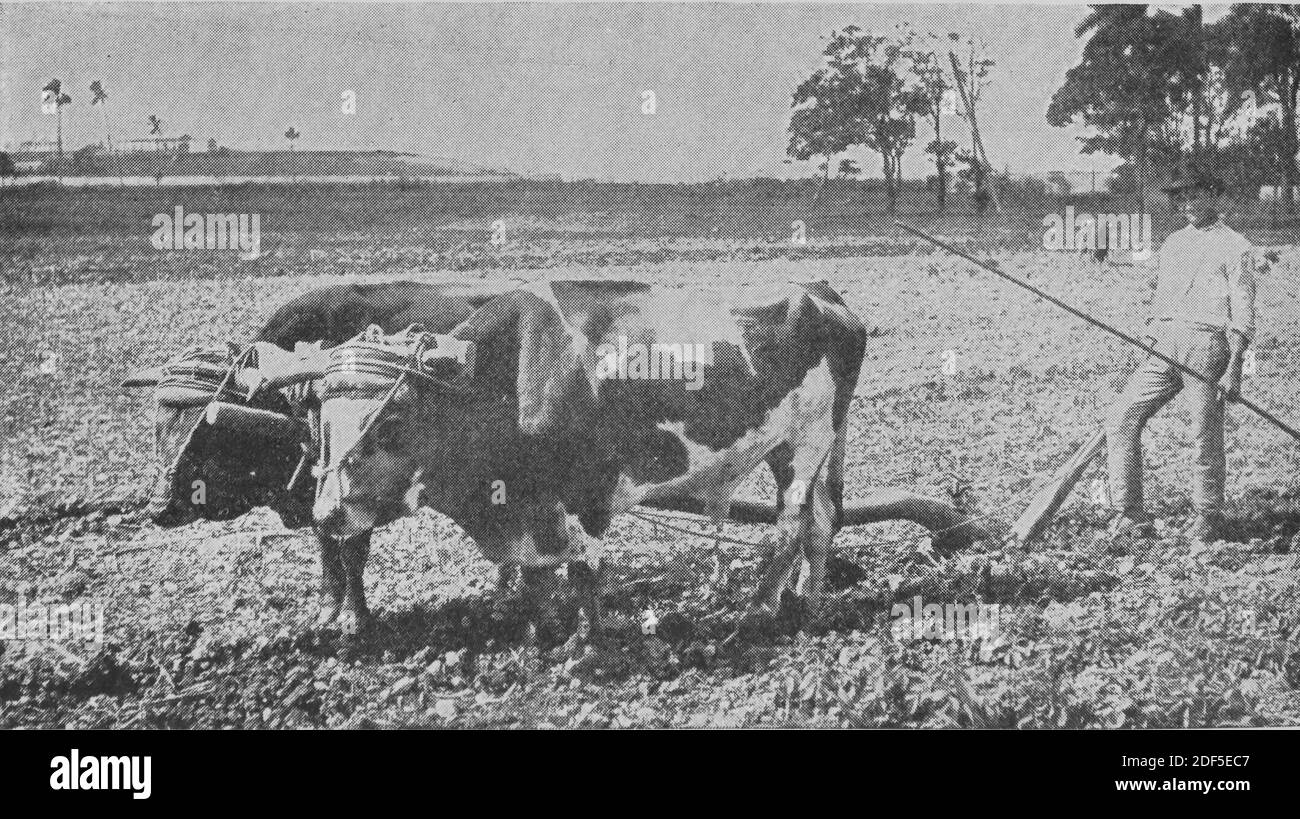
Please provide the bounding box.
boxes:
[147,116,165,184]
[89,81,120,183]
[41,79,72,173]
[284,127,301,182]
[89,81,110,149]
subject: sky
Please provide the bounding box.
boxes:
[0,2,1230,182]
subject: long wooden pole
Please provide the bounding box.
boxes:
[896,221,1300,443]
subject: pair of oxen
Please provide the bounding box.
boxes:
[123,280,983,638]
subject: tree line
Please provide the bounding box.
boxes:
[787,5,1300,214]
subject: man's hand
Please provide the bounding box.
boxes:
[1223,329,1249,403]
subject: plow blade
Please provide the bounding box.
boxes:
[1007,428,1106,548]
[642,489,986,550]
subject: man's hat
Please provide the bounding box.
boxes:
[1161,166,1226,196]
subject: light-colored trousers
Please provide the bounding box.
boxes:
[1105,321,1229,516]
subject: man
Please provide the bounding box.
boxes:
[1105,172,1256,545]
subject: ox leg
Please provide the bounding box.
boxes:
[496,564,520,595]
[315,531,346,627]
[799,475,837,625]
[799,425,849,624]
[519,566,562,641]
[567,559,606,643]
[740,421,838,632]
[337,533,371,636]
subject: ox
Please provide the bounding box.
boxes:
[257,280,978,633]
[121,281,499,630]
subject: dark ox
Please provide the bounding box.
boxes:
[272,280,878,628]
[122,281,497,631]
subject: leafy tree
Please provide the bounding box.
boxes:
[788,64,856,187]
[787,26,927,212]
[1049,5,1257,210]
[1217,4,1300,211]
[1048,6,1175,210]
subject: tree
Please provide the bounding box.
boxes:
[787,26,927,212]
[89,81,112,151]
[949,34,996,207]
[285,126,300,150]
[1048,5,1184,211]
[787,67,856,188]
[1217,4,1300,212]
[41,79,72,165]
[1046,170,1073,196]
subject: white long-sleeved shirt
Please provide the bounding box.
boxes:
[1149,220,1256,340]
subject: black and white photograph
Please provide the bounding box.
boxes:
[0,0,1298,789]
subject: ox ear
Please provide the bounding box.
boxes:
[121,365,165,390]
[451,289,590,436]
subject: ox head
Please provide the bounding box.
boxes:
[265,325,476,541]
[121,344,314,528]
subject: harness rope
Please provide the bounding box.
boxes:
[313,326,474,488]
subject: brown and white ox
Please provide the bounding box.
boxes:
[256,280,983,634]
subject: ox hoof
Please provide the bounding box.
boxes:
[315,600,342,628]
[336,609,371,637]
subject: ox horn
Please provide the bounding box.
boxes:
[233,343,329,396]
[121,365,165,390]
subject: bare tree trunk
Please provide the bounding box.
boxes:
[1137,117,1147,215]
[935,112,947,214]
[1284,72,1298,215]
